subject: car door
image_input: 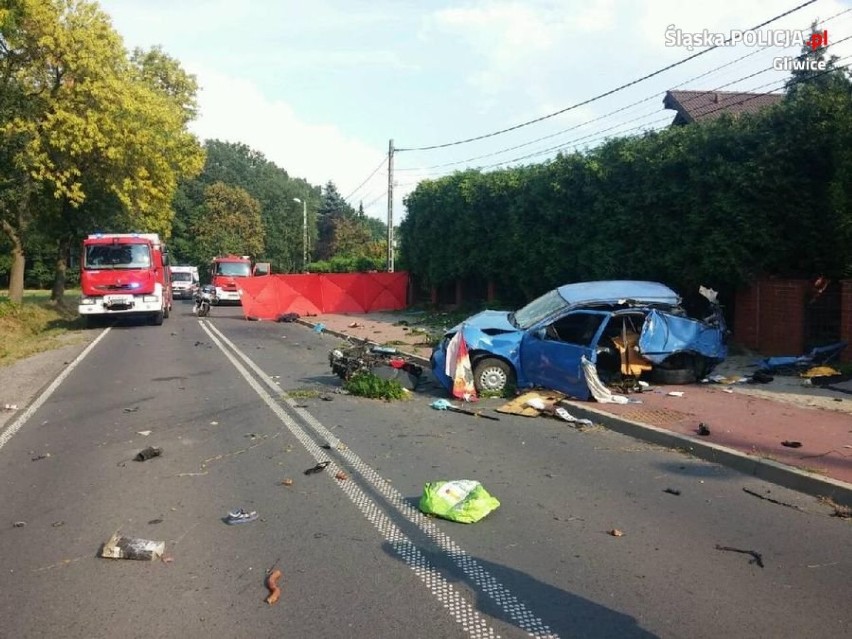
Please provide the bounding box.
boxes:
[519,310,609,399]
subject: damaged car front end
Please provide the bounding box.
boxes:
[430,281,727,400]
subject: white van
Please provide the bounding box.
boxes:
[170,266,199,300]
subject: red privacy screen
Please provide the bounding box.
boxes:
[237,272,409,319]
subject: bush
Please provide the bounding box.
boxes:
[343,371,407,400]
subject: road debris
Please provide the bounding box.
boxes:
[742,487,805,512]
[13,521,26,528]
[304,461,330,475]
[51,521,65,528]
[667,391,684,398]
[335,471,348,481]
[697,423,711,436]
[31,453,51,461]
[280,478,294,486]
[419,479,500,523]
[818,496,852,519]
[3,403,18,411]
[137,430,152,437]
[101,532,165,560]
[609,529,625,537]
[430,399,500,421]
[225,509,258,525]
[134,446,163,462]
[715,544,764,568]
[265,562,283,605]
[663,488,681,496]
[148,518,164,525]
[314,323,326,333]
[781,440,802,448]
[123,406,140,413]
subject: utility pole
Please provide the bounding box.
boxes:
[387,138,394,273]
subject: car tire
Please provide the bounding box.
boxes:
[648,366,697,385]
[163,303,170,319]
[473,357,516,393]
[151,310,164,326]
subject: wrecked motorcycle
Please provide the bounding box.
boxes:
[329,343,424,390]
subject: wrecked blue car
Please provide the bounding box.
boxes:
[431,280,727,400]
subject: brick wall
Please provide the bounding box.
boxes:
[734,278,809,356]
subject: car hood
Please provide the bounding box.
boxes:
[447,310,517,335]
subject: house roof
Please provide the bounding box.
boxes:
[663,90,784,125]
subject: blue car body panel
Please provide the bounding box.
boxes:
[638,310,727,363]
[556,280,679,308]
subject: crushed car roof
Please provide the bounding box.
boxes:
[556,280,680,308]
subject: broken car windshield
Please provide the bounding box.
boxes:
[513,289,570,330]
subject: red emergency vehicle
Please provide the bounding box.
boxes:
[210,254,252,304]
[78,233,172,326]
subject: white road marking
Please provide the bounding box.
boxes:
[0,328,111,453]
[202,321,559,639]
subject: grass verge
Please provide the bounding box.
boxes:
[0,290,85,366]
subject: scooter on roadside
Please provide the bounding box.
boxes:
[193,285,216,317]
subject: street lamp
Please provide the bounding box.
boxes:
[293,197,307,272]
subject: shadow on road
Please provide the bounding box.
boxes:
[381,541,658,638]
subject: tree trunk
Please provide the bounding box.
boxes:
[50,236,70,304]
[1,218,26,304]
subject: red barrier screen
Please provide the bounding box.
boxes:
[237,272,409,320]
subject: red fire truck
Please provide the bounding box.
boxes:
[78,233,172,326]
[210,255,269,304]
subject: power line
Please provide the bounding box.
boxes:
[397,6,852,173]
[395,0,821,152]
[343,156,387,202]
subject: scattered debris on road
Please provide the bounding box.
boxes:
[123,406,139,413]
[715,544,764,568]
[742,487,805,512]
[818,496,852,519]
[3,403,18,411]
[101,532,165,560]
[13,521,26,528]
[667,391,684,398]
[431,399,500,421]
[137,430,152,437]
[609,529,625,537]
[266,562,283,605]
[335,470,348,481]
[419,479,500,523]
[664,488,681,496]
[781,440,803,448]
[304,461,330,475]
[51,521,65,528]
[134,446,162,462]
[697,423,711,436]
[31,453,51,461]
[314,323,326,333]
[277,312,300,322]
[148,518,163,525]
[225,509,258,525]
[280,478,294,486]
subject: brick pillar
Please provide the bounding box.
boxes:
[840,280,852,363]
[734,284,760,351]
[757,279,808,356]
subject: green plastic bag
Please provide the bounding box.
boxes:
[419,479,500,523]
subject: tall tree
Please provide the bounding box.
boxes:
[190,182,265,261]
[0,0,204,303]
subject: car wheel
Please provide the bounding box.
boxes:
[151,310,164,326]
[163,303,170,319]
[648,366,697,385]
[473,357,515,393]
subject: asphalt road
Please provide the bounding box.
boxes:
[0,302,849,639]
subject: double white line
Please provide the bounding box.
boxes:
[200,320,559,639]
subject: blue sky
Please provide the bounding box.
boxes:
[98,0,852,221]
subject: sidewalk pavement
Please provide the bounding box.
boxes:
[299,311,852,507]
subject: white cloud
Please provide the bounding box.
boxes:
[188,66,387,205]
